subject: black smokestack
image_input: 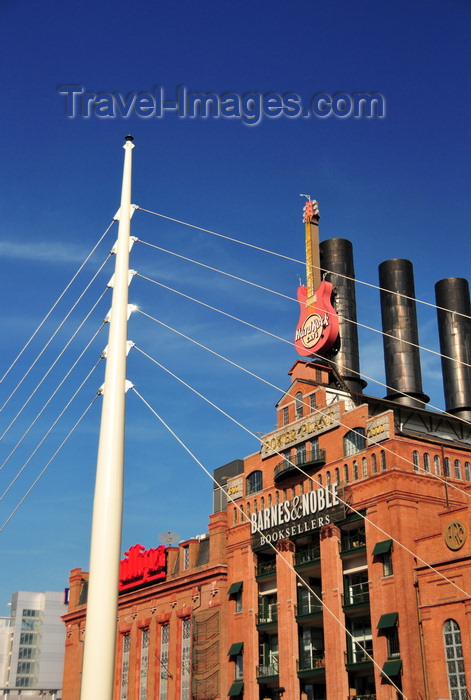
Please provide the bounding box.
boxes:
[320,238,363,394]
[379,259,429,408]
[435,277,471,421]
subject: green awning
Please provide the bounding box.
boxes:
[228,681,244,696]
[372,539,393,556]
[228,581,243,595]
[381,659,402,678]
[228,642,244,656]
[377,612,398,629]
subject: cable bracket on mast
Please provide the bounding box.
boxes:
[113,203,138,221]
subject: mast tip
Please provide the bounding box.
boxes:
[125,135,134,142]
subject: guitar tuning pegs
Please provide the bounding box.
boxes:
[303,199,320,222]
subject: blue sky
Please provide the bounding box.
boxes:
[1,0,470,608]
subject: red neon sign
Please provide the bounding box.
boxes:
[119,544,166,592]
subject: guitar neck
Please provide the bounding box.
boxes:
[305,215,321,303]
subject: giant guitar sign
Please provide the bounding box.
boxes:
[294,199,339,357]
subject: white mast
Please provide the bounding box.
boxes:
[79,136,134,700]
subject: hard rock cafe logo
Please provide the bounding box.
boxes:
[295,311,330,349]
[294,280,339,357]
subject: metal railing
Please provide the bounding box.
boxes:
[257,604,278,625]
[256,560,276,577]
[341,530,366,552]
[295,601,323,617]
[297,652,326,671]
[274,448,326,479]
[256,658,279,678]
[344,580,369,606]
[295,544,320,566]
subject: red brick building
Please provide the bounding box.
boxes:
[62,232,471,700]
[223,359,471,699]
[62,511,228,700]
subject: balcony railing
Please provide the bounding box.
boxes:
[345,645,373,665]
[274,448,326,482]
[341,530,366,552]
[256,659,279,678]
[295,544,320,566]
[344,581,370,606]
[256,560,276,578]
[297,652,326,671]
[256,605,278,626]
[295,601,323,617]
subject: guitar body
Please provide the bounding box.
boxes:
[294,280,339,357]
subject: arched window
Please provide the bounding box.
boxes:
[434,455,441,475]
[309,393,316,413]
[371,453,377,474]
[343,428,366,456]
[353,460,359,480]
[344,464,349,483]
[268,493,272,507]
[326,471,331,485]
[261,497,265,510]
[246,470,262,495]
[443,619,467,700]
[362,457,368,477]
[282,406,289,425]
[335,467,340,484]
[465,462,471,482]
[233,507,237,524]
[310,437,319,460]
[318,474,323,485]
[454,460,462,480]
[295,392,303,419]
[380,450,386,471]
[424,453,430,473]
[444,458,451,478]
[413,451,420,471]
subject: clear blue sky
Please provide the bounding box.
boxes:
[1,0,470,608]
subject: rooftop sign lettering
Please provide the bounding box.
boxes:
[261,405,340,458]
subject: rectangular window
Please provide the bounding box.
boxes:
[296,443,306,466]
[349,619,373,663]
[139,629,149,700]
[386,627,400,657]
[159,625,169,700]
[120,634,130,700]
[310,393,316,412]
[344,571,369,606]
[282,406,289,425]
[383,550,393,577]
[235,653,243,680]
[180,618,191,700]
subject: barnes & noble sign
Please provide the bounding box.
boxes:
[251,481,344,548]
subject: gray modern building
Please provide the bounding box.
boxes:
[0,591,67,699]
